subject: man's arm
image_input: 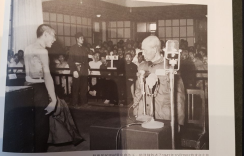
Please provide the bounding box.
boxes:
[39,49,57,114]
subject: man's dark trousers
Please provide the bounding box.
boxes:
[72,76,88,106]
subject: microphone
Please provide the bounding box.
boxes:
[145,73,158,89]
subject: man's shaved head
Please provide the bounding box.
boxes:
[36,24,55,38]
[141,36,161,61]
[142,36,161,52]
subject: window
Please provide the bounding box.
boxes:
[108,21,131,44]
[158,19,194,46]
[137,22,157,32]
[43,12,93,46]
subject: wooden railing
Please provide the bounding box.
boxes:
[6,67,208,100]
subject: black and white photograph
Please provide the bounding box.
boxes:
[1,0,217,154]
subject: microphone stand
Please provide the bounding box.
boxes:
[141,80,164,129]
[163,41,182,149]
[136,74,152,122]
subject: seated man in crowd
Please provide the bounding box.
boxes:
[124,53,138,105]
[180,50,196,88]
[9,53,24,73]
[134,52,145,67]
[55,54,72,95]
[18,50,25,66]
[87,77,100,98]
[99,53,118,105]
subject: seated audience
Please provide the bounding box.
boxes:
[135,52,145,67]
[87,77,100,98]
[99,53,118,104]
[9,54,24,73]
[124,53,138,105]
[18,50,25,66]
[55,54,72,95]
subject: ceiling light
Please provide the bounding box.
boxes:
[96,14,101,18]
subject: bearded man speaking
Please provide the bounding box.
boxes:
[133,36,185,126]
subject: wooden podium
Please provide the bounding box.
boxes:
[3,86,35,152]
[90,118,172,150]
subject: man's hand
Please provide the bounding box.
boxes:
[45,100,57,115]
[73,71,79,78]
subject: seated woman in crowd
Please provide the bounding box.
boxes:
[89,52,102,75]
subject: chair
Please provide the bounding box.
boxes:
[180,89,208,149]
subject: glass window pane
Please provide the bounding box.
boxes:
[77,17,81,25]
[124,28,130,38]
[172,19,179,26]
[57,14,63,22]
[165,20,171,26]
[111,28,116,38]
[65,37,70,46]
[88,27,92,37]
[71,37,76,46]
[50,22,57,32]
[64,23,71,36]
[117,21,123,27]
[50,13,56,22]
[87,18,91,25]
[187,37,194,46]
[124,21,130,27]
[43,12,49,21]
[166,27,172,37]
[158,27,165,38]
[83,26,88,37]
[172,38,179,42]
[166,38,172,41]
[57,23,63,35]
[117,28,123,38]
[187,26,194,36]
[64,15,70,23]
[108,28,111,38]
[111,22,116,28]
[187,19,194,25]
[71,24,76,36]
[180,27,186,37]
[137,23,146,32]
[172,27,179,37]
[43,21,49,25]
[57,36,64,45]
[180,19,186,26]
[71,16,76,24]
[82,17,87,25]
[158,20,164,26]
[94,22,100,32]
[77,25,82,33]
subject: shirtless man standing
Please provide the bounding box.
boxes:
[24,24,57,152]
